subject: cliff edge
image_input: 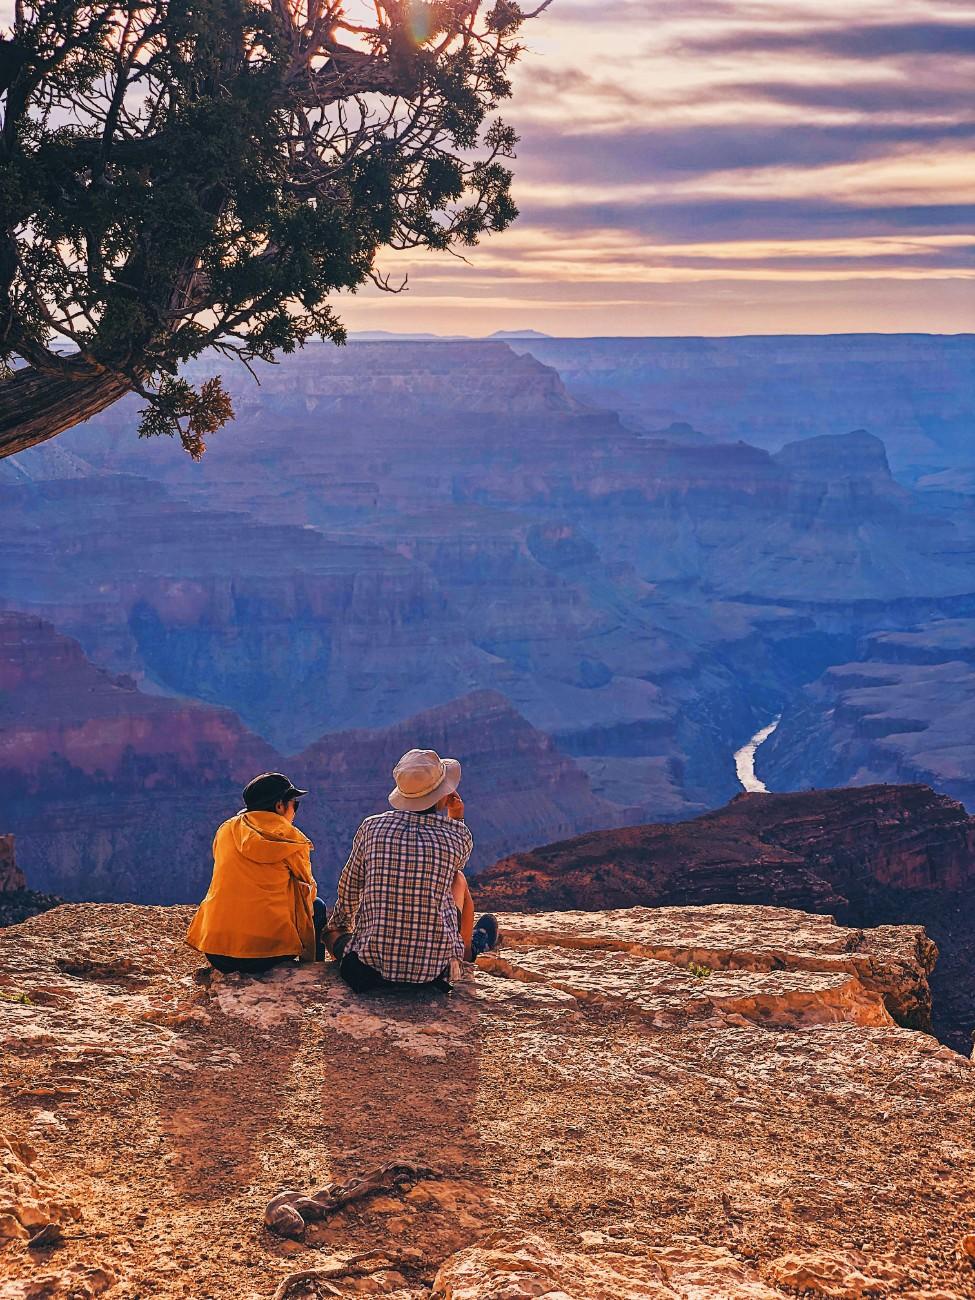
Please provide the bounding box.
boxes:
[476,784,975,1051]
[2,902,974,1299]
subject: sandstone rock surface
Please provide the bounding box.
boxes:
[477,783,975,1048]
[1,902,973,1299]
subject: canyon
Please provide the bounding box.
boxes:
[2,337,973,909]
[0,612,621,903]
[762,618,975,810]
[506,333,975,477]
[2,900,974,1299]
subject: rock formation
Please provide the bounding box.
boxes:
[476,784,975,1049]
[0,614,620,903]
[297,690,625,873]
[0,838,23,894]
[506,333,975,473]
[5,339,972,828]
[1,902,973,1299]
[0,836,59,929]
[762,618,975,811]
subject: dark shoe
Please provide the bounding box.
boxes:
[471,913,500,958]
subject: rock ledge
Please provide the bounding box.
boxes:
[1,902,973,1299]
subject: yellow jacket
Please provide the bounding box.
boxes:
[186,812,317,961]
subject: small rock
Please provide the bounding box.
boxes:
[27,1221,64,1249]
[769,1249,908,1297]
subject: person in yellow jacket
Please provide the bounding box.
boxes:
[186,772,321,975]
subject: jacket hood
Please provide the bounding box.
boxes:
[231,811,313,864]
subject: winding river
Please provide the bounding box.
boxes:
[734,716,781,793]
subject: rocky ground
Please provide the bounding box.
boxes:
[2,902,974,1300]
[476,784,975,1052]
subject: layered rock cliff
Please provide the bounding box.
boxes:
[762,618,975,811]
[477,784,975,1049]
[298,690,625,872]
[0,614,621,903]
[0,838,22,894]
[7,342,972,815]
[1,902,973,1299]
[507,334,975,473]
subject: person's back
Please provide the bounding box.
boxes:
[336,807,472,984]
[326,748,498,992]
[186,772,317,974]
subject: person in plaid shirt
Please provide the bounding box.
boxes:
[325,749,500,992]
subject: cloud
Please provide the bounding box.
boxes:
[683,20,975,58]
[518,197,975,244]
[732,78,975,116]
[518,120,975,182]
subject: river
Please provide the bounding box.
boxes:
[734,716,781,793]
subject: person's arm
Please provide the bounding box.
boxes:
[452,871,476,960]
[445,792,474,869]
[330,823,367,932]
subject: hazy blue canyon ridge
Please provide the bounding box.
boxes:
[1,334,973,904]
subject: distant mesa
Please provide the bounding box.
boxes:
[487,329,553,339]
[644,420,714,445]
[346,327,554,341]
[773,429,895,484]
[347,329,471,341]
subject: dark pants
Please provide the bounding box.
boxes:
[204,952,292,975]
[205,898,331,976]
[334,914,499,994]
[338,940,451,994]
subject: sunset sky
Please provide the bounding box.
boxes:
[5,1,972,337]
[346,0,975,336]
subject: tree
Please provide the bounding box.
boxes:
[0,0,551,459]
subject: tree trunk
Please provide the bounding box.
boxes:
[0,365,133,459]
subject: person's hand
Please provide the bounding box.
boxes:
[445,791,465,820]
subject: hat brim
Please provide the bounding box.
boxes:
[388,758,461,812]
[286,787,308,799]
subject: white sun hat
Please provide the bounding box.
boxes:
[388,748,462,812]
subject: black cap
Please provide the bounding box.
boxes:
[242,772,308,811]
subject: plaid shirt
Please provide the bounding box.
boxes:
[331,810,473,983]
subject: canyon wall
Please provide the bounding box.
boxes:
[0,613,621,903]
[508,334,975,474]
[4,339,972,839]
[761,617,975,810]
[0,836,23,893]
[0,338,970,964]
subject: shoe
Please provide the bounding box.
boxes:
[471,913,500,958]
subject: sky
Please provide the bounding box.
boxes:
[4,1,973,336]
[344,0,975,336]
